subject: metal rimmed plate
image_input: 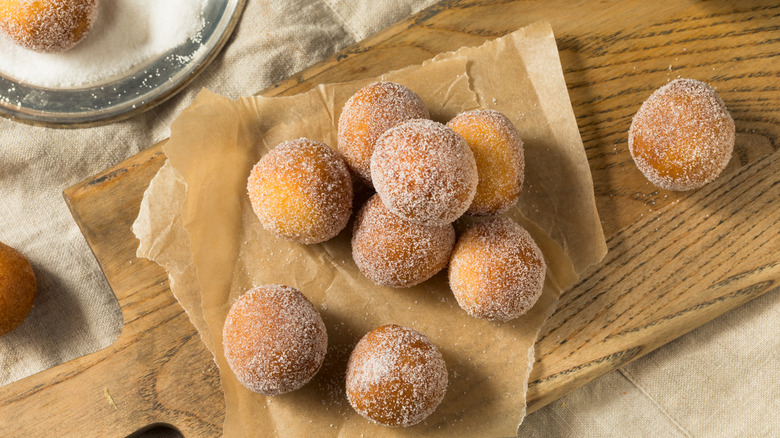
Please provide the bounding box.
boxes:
[0,0,246,128]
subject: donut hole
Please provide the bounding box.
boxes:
[628,78,735,191]
[371,119,478,226]
[337,81,430,185]
[0,0,99,53]
[351,195,455,288]
[0,241,36,336]
[222,285,328,396]
[447,109,524,216]
[449,217,546,321]
[346,324,448,427]
[247,138,353,244]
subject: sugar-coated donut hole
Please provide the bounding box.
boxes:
[222,285,328,396]
[247,138,353,245]
[0,0,99,53]
[628,78,735,191]
[447,109,524,216]
[337,81,430,185]
[371,119,478,226]
[352,195,455,288]
[449,217,546,321]
[346,324,448,427]
[0,241,36,336]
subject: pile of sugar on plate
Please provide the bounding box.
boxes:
[0,0,208,88]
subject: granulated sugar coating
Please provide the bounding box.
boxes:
[0,0,205,87]
[0,0,98,53]
[628,78,735,191]
[449,217,546,321]
[338,81,430,185]
[222,285,327,396]
[247,138,353,245]
[346,324,448,427]
[371,119,478,226]
[447,109,525,216]
[352,195,455,288]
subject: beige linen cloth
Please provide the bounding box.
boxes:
[0,1,776,436]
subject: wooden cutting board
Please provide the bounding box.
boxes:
[3,1,777,436]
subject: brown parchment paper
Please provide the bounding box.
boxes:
[134,21,607,437]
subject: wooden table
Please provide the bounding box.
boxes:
[2,1,777,436]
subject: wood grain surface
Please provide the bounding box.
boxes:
[2,0,777,436]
